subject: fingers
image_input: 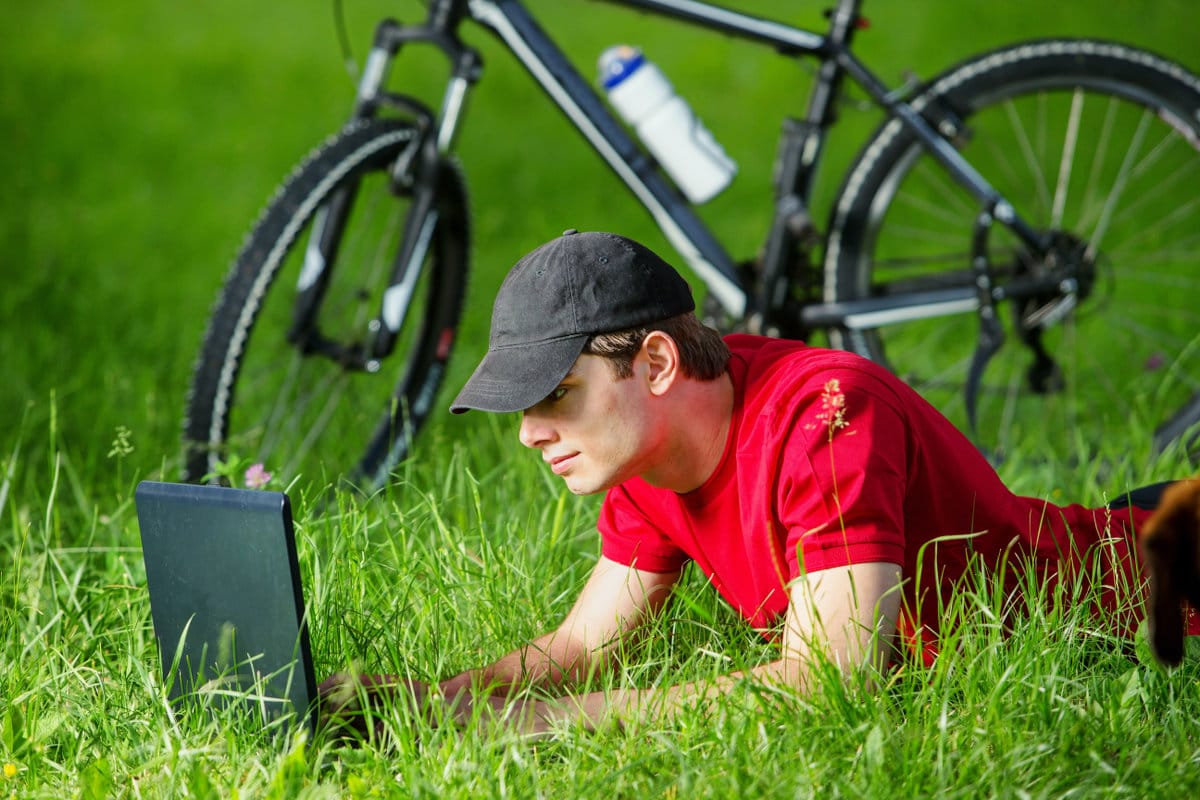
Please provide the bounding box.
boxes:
[317,672,429,744]
[315,673,537,741]
[1139,478,1200,667]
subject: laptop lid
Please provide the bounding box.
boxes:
[135,481,318,731]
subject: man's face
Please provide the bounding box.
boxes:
[518,353,661,495]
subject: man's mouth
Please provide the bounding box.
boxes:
[547,453,577,475]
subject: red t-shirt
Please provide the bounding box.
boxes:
[598,335,1177,658]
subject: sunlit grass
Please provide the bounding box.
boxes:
[3,416,1200,797]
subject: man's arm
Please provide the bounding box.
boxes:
[317,555,678,737]
[439,555,680,698]
[517,560,903,732]
[319,559,900,737]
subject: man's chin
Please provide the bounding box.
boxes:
[561,474,614,496]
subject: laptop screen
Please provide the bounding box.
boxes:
[135,481,317,731]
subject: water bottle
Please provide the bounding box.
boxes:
[599,45,737,204]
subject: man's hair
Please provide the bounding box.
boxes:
[584,313,730,380]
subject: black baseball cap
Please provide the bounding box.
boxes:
[450,230,695,413]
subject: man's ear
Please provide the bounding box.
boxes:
[640,331,680,396]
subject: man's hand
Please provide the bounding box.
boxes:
[317,672,430,743]
[1139,477,1200,666]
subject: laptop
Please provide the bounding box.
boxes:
[135,481,318,731]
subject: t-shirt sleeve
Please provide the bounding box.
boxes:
[598,483,690,574]
[774,372,909,578]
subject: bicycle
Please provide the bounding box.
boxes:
[183,0,1200,491]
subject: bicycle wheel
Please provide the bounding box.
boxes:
[826,39,1200,464]
[184,119,469,490]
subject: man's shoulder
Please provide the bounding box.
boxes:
[724,334,895,392]
[724,334,932,449]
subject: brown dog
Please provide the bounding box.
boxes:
[1138,478,1200,666]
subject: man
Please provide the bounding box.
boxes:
[320,229,1200,737]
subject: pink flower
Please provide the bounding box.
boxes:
[244,463,273,489]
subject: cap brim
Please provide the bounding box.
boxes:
[450,334,589,413]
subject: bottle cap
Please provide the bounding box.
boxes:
[598,45,645,89]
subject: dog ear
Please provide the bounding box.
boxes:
[1138,478,1200,667]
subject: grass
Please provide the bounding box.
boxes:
[3,0,1200,796]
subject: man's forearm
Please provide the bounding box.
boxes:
[443,561,900,733]
[520,657,818,734]
[439,629,600,698]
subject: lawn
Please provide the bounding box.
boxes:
[2,1,1199,797]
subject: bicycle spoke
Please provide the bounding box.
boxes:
[1104,299,1200,331]
[1076,322,1122,403]
[893,183,971,227]
[1073,97,1120,233]
[1104,308,1196,354]
[351,192,398,330]
[1004,97,1053,217]
[981,133,1032,201]
[912,163,979,217]
[1051,89,1084,229]
[1105,170,1200,243]
[270,359,344,467]
[258,354,307,462]
[869,252,974,270]
[1114,233,1200,269]
[1084,109,1152,261]
[875,222,972,251]
[287,372,353,479]
[1125,121,1190,183]
[1110,191,1200,255]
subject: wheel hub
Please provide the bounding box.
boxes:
[1011,230,1096,331]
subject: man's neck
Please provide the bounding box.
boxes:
[643,372,734,494]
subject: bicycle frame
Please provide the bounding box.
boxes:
[185,0,1200,488]
[351,0,1050,342]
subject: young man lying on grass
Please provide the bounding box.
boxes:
[319,230,1200,737]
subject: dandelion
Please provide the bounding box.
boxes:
[244,463,273,489]
[2,763,15,779]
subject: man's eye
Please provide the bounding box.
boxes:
[550,387,568,401]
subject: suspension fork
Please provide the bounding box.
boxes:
[287,13,481,367]
[287,21,408,353]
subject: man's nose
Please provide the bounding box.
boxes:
[518,412,555,450]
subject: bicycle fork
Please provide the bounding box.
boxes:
[287,16,481,370]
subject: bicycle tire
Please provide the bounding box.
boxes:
[826,39,1200,464]
[183,119,469,490]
